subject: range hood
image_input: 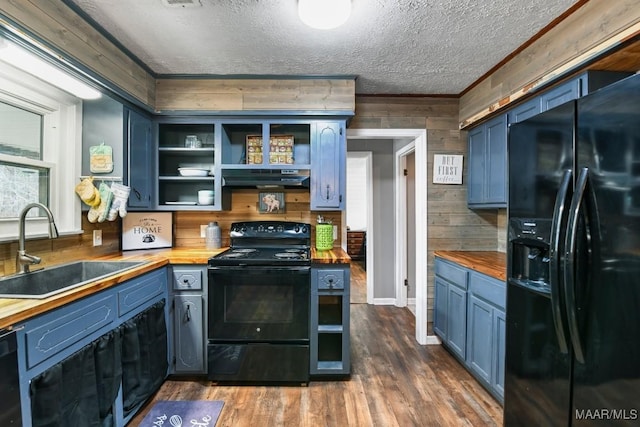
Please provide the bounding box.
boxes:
[222,168,310,188]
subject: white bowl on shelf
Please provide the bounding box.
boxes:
[198,190,214,205]
[178,167,209,177]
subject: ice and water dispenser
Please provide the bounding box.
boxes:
[508,218,552,287]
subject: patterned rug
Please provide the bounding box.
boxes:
[140,400,224,426]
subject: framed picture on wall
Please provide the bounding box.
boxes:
[258,192,285,214]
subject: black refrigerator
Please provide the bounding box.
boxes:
[505,73,640,426]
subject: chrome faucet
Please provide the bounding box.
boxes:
[16,203,59,274]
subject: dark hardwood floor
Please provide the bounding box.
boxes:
[350,260,367,304]
[128,265,503,426]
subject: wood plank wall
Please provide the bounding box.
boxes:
[173,189,342,249]
[350,96,499,331]
[0,0,156,107]
[155,78,356,113]
[459,0,640,128]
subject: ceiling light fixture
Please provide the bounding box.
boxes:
[0,37,101,100]
[298,0,351,30]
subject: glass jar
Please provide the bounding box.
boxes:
[184,135,202,148]
[205,221,221,249]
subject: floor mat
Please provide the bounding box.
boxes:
[139,400,224,426]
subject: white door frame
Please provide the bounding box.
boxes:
[347,128,436,345]
[394,141,415,309]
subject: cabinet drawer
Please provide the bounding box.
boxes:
[317,269,345,290]
[118,270,166,317]
[435,259,467,289]
[25,294,117,369]
[173,269,202,291]
[469,272,505,309]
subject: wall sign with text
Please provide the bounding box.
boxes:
[433,154,463,184]
[122,212,173,250]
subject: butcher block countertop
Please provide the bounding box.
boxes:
[0,246,351,329]
[434,251,507,281]
[311,247,351,264]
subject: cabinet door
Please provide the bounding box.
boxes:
[173,294,205,373]
[540,79,580,112]
[467,125,485,205]
[467,294,493,384]
[446,284,467,360]
[485,115,507,205]
[433,277,448,340]
[127,109,153,209]
[493,308,506,401]
[311,121,345,210]
[508,97,541,124]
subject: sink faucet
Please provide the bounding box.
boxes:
[16,203,59,274]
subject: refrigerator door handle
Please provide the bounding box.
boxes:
[549,169,572,354]
[564,167,589,364]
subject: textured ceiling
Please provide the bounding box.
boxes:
[66,0,579,95]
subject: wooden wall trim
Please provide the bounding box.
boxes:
[155,78,356,113]
[459,0,640,129]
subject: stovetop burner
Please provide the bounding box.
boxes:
[209,221,311,267]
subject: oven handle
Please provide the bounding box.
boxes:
[208,266,310,273]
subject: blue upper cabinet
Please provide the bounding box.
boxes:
[507,97,541,124]
[467,114,507,209]
[311,121,346,210]
[541,70,632,112]
[127,108,154,209]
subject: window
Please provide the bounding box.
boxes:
[0,58,82,241]
[0,102,49,217]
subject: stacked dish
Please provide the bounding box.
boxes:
[178,168,209,177]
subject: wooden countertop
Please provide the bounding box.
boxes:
[311,247,351,264]
[434,251,506,281]
[0,246,351,330]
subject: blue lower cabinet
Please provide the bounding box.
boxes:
[310,265,351,376]
[17,267,169,427]
[434,258,505,404]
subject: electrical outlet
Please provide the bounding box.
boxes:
[200,224,208,238]
[93,230,102,247]
[333,225,338,240]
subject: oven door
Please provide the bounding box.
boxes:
[208,266,310,342]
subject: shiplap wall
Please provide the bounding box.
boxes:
[155,78,355,113]
[173,189,342,249]
[460,0,640,128]
[350,96,498,330]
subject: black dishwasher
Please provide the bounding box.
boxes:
[0,328,22,425]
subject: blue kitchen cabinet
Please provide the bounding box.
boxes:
[507,97,541,124]
[540,70,632,113]
[466,271,506,403]
[434,257,506,404]
[310,265,350,376]
[433,258,468,361]
[127,108,154,209]
[170,266,207,374]
[467,114,507,209]
[16,267,169,427]
[311,121,346,210]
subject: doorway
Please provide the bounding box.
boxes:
[346,151,372,305]
[346,129,436,345]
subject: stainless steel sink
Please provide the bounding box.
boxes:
[0,261,146,299]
